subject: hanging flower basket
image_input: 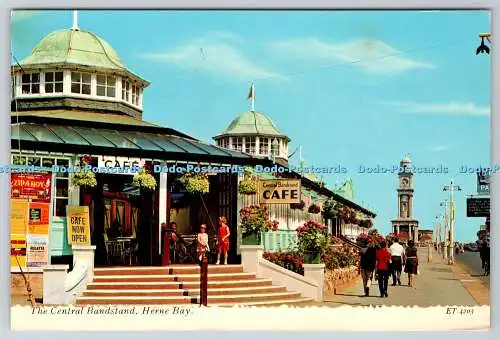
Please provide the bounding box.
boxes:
[290,200,305,210]
[72,156,97,188]
[308,203,321,214]
[132,169,157,191]
[238,178,258,195]
[179,172,209,194]
[339,206,358,224]
[322,199,339,219]
[358,219,373,229]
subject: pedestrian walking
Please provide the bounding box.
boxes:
[389,237,405,286]
[404,240,419,288]
[358,238,376,297]
[375,240,392,298]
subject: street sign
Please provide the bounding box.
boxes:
[477,173,490,195]
[466,197,490,217]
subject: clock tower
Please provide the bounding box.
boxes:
[391,155,419,243]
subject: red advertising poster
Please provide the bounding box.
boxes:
[11,173,52,203]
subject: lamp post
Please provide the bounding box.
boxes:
[443,179,461,264]
[476,33,491,55]
[434,215,441,254]
[440,200,448,260]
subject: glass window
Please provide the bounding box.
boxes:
[232,137,243,152]
[245,137,256,154]
[21,73,40,94]
[54,158,70,217]
[27,156,41,167]
[12,155,26,166]
[97,75,116,97]
[131,85,140,105]
[44,71,64,93]
[259,138,269,155]
[121,79,130,101]
[42,158,55,168]
[220,138,229,149]
[71,72,91,95]
[271,138,280,156]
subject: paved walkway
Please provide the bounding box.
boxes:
[323,247,482,307]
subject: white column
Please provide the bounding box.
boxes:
[116,76,122,101]
[240,245,263,276]
[90,74,97,96]
[256,137,260,155]
[43,265,69,304]
[72,245,96,281]
[303,263,326,301]
[40,72,46,95]
[159,172,168,254]
[228,137,233,150]
[63,70,72,95]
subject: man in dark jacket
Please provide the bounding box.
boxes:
[359,239,377,296]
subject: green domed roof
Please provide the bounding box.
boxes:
[215,110,289,140]
[19,29,126,70]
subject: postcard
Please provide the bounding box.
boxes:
[9,9,490,331]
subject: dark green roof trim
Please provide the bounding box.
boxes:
[11,122,268,167]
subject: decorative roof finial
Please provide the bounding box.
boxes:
[72,10,79,30]
[247,82,255,112]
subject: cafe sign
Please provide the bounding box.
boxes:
[258,179,301,204]
[97,156,145,170]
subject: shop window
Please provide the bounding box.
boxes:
[97,75,116,97]
[21,73,40,94]
[44,71,64,93]
[271,138,280,156]
[54,158,69,217]
[42,157,55,169]
[245,137,256,154]
[71,72,91,95]
[121,79,130,101]
[27,156,41,167]
[259,138,269,155]
[12,154,26,166]
[232,137,243,152]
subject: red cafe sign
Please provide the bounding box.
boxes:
[11,173,52,203]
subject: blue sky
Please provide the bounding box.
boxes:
[11,10,491,242]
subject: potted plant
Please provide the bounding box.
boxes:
[238,177,258,195]
[339,206,358,224]
[179,172,209,194]
[290,200,305,210]
[132,168,157,191]
[296,220,328,264]
[72,155,97,188]
[239,205,279,245]
[308,203,321,214]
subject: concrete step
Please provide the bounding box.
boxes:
[83,285,287,297]
[75,296,194,305]
[87,279,273,290]
[92,272,255,283]
[93,265,243,276]
[76,292,302,305]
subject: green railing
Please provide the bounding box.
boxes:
[262,230,298,252]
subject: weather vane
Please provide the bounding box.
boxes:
[476,33,491,55]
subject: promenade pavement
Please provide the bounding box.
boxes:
[323,247,485,307]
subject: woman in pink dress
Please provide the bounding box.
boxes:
[196,224,210,262]
[216,217,230,265]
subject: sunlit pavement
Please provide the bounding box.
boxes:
[323,248,485,307]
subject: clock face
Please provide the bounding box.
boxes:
[401,178,409,186]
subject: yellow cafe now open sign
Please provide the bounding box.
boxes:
[258,179,301,204]
[66,206,91,245]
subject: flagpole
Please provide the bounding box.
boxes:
[251,82,255,112]
[72,10,79,30]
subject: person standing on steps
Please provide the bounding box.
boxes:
[358,238,377,297]
[216,216,230,265]
[375,240,392,298]
[389,237,405,286]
